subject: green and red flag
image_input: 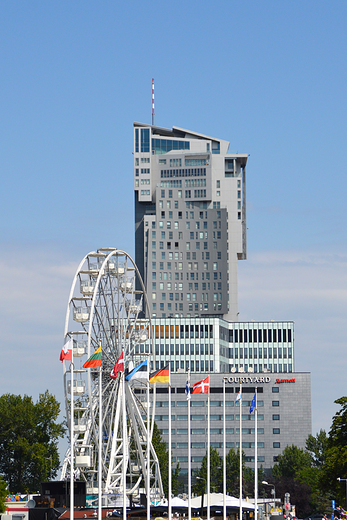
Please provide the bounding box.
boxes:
[83,346,102,368]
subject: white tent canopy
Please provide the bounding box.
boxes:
[159,493,255,510]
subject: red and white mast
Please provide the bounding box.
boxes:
[152,78,155,126]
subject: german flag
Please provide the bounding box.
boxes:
[149,363,170,383]
[83,346,102,368]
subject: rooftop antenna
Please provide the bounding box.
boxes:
[152,78,155,126]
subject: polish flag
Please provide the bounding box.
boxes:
[191,375,209,394]
[60,338,73,362]
[110,351,124,379]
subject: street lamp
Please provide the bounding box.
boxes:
[262,481,276,513]
[196,477,206,512]
[337,478,347,510]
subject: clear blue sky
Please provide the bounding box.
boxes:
[1,0,347,458]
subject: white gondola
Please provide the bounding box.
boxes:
[120,281,133,292]
[73,340,86,357]
[74,417,88,433]
[80,280,96,295]
[73,307,90,323]
[67,379,86,396]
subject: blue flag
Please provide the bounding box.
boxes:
[185,373,191,400]
[125,359,148,381]
[250,392,257,414]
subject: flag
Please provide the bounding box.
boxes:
[235,386,242,403]
[125,359,148,381]
[250,392,257,414]
[185,373,191,400]
[110,351,124,379]
[191,376,209,394]
[60,338,73,362]
[83,346,102,368]
[149,363,170,383]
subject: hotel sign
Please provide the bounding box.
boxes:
[223,376,271,384]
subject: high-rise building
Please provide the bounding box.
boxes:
[133,120,311,480]
[134,123,248,322]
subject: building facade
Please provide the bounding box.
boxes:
[134,318,295,375]
[133,371,311,480]
[134,123,248,322]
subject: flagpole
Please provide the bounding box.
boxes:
[147,380,150,520]
[70,350,74,520]
[168,366,172,520]
[254,388,258,520]
[223,377,226,520]
[122,369,127,520]
[188,369,191,520]
[239,383,242,520]
[207,380,210,520]
[98,362,102,520]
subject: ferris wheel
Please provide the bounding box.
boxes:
[60,248,163,503]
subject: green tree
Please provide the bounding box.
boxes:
[151,422,168,496]
[306,429,329,468]
[225,447,239,496]
[194,447,222,494]
[0,391,65,493]
[272,444,312,480]
[172,463,181,496]
[321,397,347,506]
[0,477,8,513]
[304,430,331,513]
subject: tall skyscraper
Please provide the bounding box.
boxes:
[134,123,248,322]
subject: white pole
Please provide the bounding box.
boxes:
[147,381,150,520]
[223,378,226,520]
[98,365,103,520]
[254,388,258,520]
[239,384,242,520]
[207,388,210,520]
[188,370,191,520]
[122,372,127,520]
[70,355,74,520]
[168,377,172,520]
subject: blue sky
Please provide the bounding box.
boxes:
[1,0,347,458]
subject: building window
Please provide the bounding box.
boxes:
[273,428,280,434]
[272,414,280,420]
[273,442,281,448]
[272,401,279,407]
[272,387,279,393]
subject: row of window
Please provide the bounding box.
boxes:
[163,442,266,449]
[155,359,214,372]
[161,168,207,178]
[230,364,293,374]
[158,158,208,167]
[156,400,265,408]
[228,347,293,359]
[167,455,266,464]
[152,302,223,315]
[185,189,207,198]
[220,326,293,344]
[155,343,214,355]
[154,414,266,421]
[158,427,271,435]
[151,253,216,263]
[152,269,221,280]
[154,324,213,339]
[153,292,223,302]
